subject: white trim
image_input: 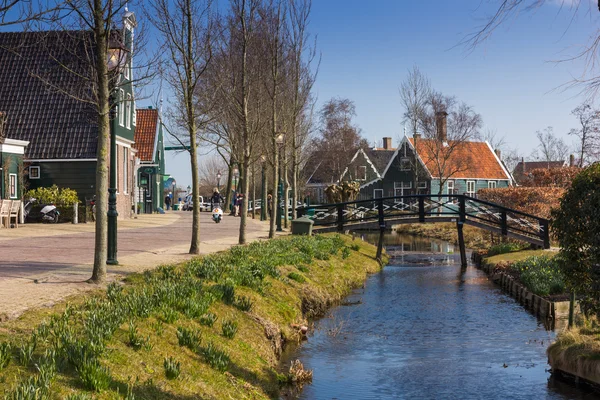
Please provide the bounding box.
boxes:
[488,180,497,189]
[340,148,381,182]
[0,143,27,155]
[381,136,432,179]
[29,166,40,179]
[466,180,476,196]
[485,141,513,184]
[9,173,17,198]
[432,176,510,181]
[126,93,132,129]
[373,189,384,199]
[357,165,367,181]
[418,181,427,189]
[24,158,97,162]
[116,138,133,148]
[151,110,161,162]
[119,89,125,126]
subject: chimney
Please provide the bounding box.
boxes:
[521,157,525,173]
[413,133,421,140]
[495,149,501,160]
[436,111,448,142]
[569,154,575,167]
[382,137,392,150]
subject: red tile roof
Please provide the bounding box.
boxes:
[134,109,158,162]
[409,138,510,180]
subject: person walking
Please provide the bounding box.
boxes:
[267,193,272,220]
[164,194,172,211]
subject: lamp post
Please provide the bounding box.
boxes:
[276,133,285,232]
[233,167,239,193]
[260,155,266,221]
[172,179,177,209]
[216,171,222,193]
[187,185,191,194]
[106,40,127,266]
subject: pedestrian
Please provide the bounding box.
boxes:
[234,194,242,217]
[164,194,172,211]
[267,193,272,219]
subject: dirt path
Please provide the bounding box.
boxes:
[0,212,274,320]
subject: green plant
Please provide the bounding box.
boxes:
[199,312,217,327]
[25,185,79,207]
[163,356,181,380]
[0,342,11,370]
[17,339,36,366]
[176,326,201,350]
[287,272,306,283]
[200,342,230,372]
[296,265,310,273]
[160,307,179,324]
[152,320,164,336]
[65,394,93,400]
[510,255,565,297]
[341,247,351,259]
[76,358,111,392]
[234,295,253,312]
[486,242,523,257]
[350,244,360,251]
[221,319,238,339]
[127,323,146,351]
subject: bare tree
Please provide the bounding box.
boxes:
[199,154,228,191]
[418,91,483,195]
[569,103,600,167]
[482,128,507,152]
[148,0,215,254]
[399,65,430,137]
[531,126,569,163]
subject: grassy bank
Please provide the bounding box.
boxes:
[394,222,496,251]
[0,234,385,399]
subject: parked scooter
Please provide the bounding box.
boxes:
[212,207,223,223]
[24,198,60,223]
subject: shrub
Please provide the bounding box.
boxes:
[176,327,201,350]
[25,185,79,207]
[164,356,181,380]
[486,242,524,257]
[350,244,360,251]
[160,307,179,324]
[221,319,238,339]
[76,358,111,392]
[341,247,351,259]
[287,272,306,283]
[234,295,253,312]
[127,323,148,351]
[510,255,565,296]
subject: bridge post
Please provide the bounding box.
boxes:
[418,197,425,223]
[501,211,508,238]
[376,199,385,262]
[541,219,550,249]
[457,221,467,268]
[337,204,344,233]
[458,195,466,222]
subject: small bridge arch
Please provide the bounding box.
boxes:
[297,194,550,267]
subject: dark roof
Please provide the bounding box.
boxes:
[134,108,158,161]
[363,149,395,174]
[0,31,99,159]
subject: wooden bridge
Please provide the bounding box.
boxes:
[297,194,550,267]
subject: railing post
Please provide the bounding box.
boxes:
[378,199,384,228]
[418,196,425,223]
[501,210,507,237]
[541,219,550,249]
[337,203,344,233]
[376,198,385,263]
[458,195,466,223]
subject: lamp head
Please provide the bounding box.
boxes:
[260,154,267,163]
[107,38,128,72]
[275,133,285,145]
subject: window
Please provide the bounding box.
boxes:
[394,181,412,201]
[357,165,367,181]
[466,181,475,197]
[447,180,455,195]
[123,147,129,194]
[124,61,130,79]
[488,180,497,189]
[373,189,384,199]
[418,181,427,189]
[29,166,40,179]
[118,89,125,126]
[126,93,132,129]
[9,174,17,198]
[400,157,411,171]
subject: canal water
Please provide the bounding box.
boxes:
[283,233,599,400]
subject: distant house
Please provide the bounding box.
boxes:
[342,114,512,200]
[134,107,165,213]
[0,113,29,199]
[0,12,138,218]
[512,159,567,185]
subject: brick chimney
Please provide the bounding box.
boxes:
[569,154,575,167]
[383,137,392,150]
[436,111,448,142]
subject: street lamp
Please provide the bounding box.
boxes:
[172,179,177,209]
[233,167,239,193]
[216,171,222,193]
[187,185,191,194]
[260,155,267,221]
[276,133,285,232]
[106,40,128,266]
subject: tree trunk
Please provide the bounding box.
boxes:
[252,162,256,219]
[224,156,233,214]
[283,152,289,228]
[292,148,298,220]
[90,0,109,283]
[269,138,278,238]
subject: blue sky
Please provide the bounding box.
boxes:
[159,0,598,187]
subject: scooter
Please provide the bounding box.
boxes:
[212,207,223,223]
[24,198,60,223]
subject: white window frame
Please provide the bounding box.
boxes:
[123,147,129,194]
[400,157,411,171]
[488,180,497,189]
[9,173,17,198]
[373,189,384,199]
[126,93,132,129]
[394,181,412,202]
[447,180,455,195]
[357,165,367,181]
[466,180,476,197]
[124,60,130,80]
[417,181,427,189]
[29,166,40,179]
[118,89,125,126]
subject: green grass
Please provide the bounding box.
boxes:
[485,249,554,265]
[0,234,384,399]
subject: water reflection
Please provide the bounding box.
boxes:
[283,233,600,400]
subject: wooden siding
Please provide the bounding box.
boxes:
[27,161,96,201]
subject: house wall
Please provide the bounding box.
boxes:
[431,179,511,196]
[343,151,380,184]
[27,161,96,201]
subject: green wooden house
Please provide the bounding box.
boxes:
[134,107,166,213]
[0,11,138,218]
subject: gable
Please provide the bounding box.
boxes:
[134,108,159,162]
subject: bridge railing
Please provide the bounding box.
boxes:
[297,194,550,248]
